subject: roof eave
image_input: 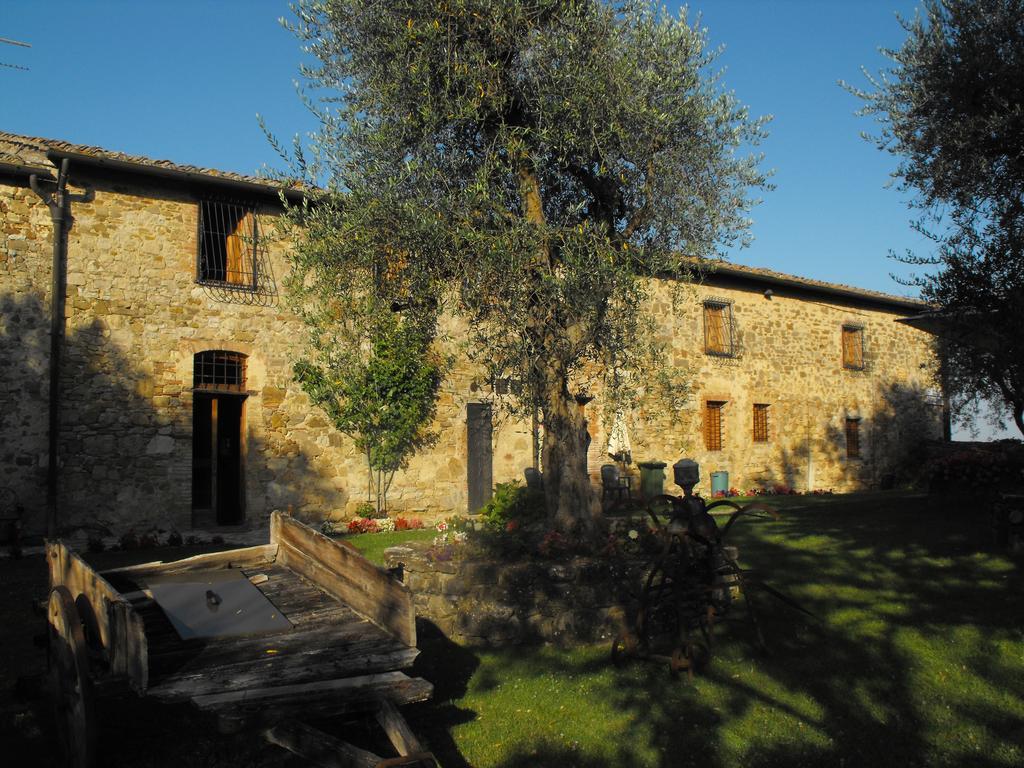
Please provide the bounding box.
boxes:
[0,159,55,181]
[708,262,926,312]
[44,148,306,204]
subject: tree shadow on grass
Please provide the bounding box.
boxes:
[411,492,1022,768]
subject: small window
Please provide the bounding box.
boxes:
[194,350,247,393]
[845,418,861,458]
[703,300,735,357]
[842,325,865,370]
[198,200,258,289]
[753,403,770,443]
[705,401,725,451]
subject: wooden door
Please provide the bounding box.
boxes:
[192,393,245,525]
[466,403,493,514]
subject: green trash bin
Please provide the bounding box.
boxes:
[710,471,730,497]
[638,461,667,499]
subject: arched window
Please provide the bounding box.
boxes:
[193,350,247,393]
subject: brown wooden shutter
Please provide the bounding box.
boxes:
[845,418,860,458]
[842,327,863,369]
[705,304,728,355]
[225,211,253,285]
[705,401,724,451]
[753,404,769,443]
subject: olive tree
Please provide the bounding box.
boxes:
[279,0,769,532]
[848,0,1024,435]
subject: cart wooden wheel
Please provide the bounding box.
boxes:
[610,630,638,666]
[48,585,97,768]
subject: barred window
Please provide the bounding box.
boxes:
[842,325,865,370]
[703,300,736,357]
[845,418,861,458]
[197,200,258,289]
[753,403,770,443]
[193,350,247,393]
[705,401,725,451]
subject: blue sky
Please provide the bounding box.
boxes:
[0,1,1015,438]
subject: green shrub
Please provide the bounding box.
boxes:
[478,481,546,532]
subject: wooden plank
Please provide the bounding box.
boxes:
[271,512,415,647]
[46,540,148,692]
[148,646,420,701]
[265,720,379,768]
[376,699,423,756]
[191,671,433,715]
[100,544,278,579]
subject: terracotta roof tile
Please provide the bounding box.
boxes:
[0,130,283,190]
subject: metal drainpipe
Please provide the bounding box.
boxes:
[29,158,77,537]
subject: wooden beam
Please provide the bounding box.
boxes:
[190,671,433,716]
[271,512,416,647]
[46,540,148,691]
[147,647,421,701]
[265,719,379,768]
[100,544,278,579]
[375,699,424,756]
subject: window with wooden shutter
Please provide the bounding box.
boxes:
[198,200,258,289]
[703,300,735,357]
[705,401,725,451]
[753,403,769,443]
[842,325,865,370]
[845,418,861,458]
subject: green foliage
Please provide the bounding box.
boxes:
[477,480,547,532]
[848,0,1024,435]
[293,312,442,513]
[275,0,769,526]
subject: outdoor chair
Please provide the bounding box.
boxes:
[524,467,544,493]
[600,463,631,502]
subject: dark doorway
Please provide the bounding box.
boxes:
[192,393,246,525]
[192,350,248,527]
[466,402,493,514]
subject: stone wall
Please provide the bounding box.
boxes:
[0,183,53,529]
[1,168,534,535]
[1,159,943,536]
[583,278,944,496]
[384,543,636,646]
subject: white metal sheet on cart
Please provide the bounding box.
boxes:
[146,570,292,640]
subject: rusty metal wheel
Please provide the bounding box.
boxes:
[610,631,638,667]
[48,585,97,768]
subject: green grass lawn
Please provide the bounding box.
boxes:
[352,492,1023,768]
[342,527,437,562]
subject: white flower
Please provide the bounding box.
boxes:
[453,531,468,544]
[433,532,449,546]
[628,529,639,540]
[378,518,396,533]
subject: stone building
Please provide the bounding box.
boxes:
[0,132,945,536]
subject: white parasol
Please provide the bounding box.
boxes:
[606,411,632,462]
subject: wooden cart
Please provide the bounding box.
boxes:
[46,511,436,768]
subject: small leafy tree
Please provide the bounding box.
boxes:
[848,0,1024,435]
[294,312,442,515]
[276,0,769,533]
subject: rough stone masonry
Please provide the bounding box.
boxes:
[0,132,944,535]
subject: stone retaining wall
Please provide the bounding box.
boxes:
[384,543,641,646]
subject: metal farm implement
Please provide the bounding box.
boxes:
[45,511,437,768]
[611,460,813,678]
